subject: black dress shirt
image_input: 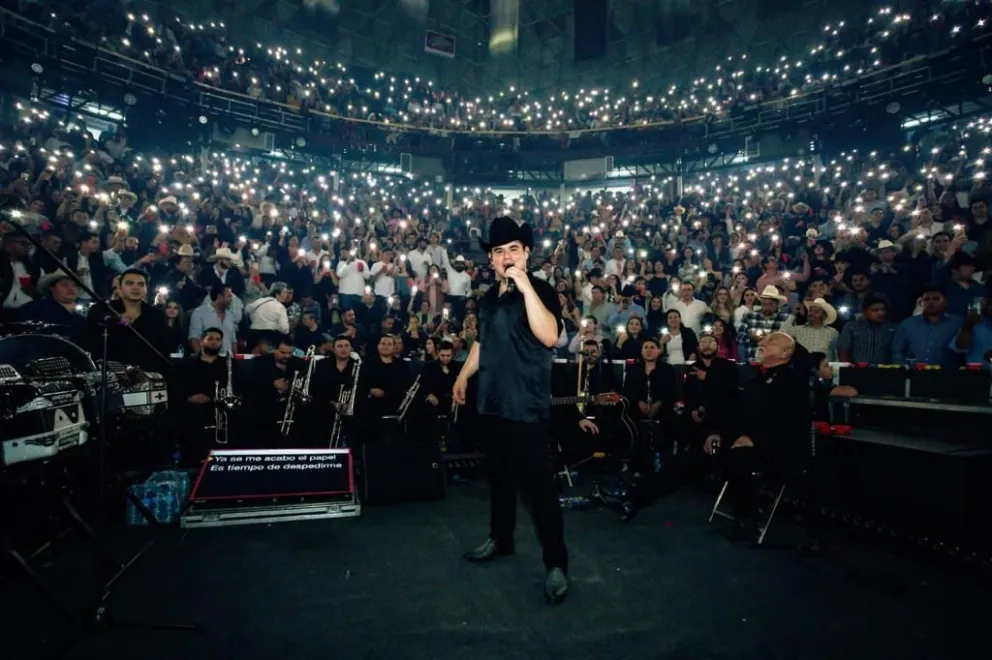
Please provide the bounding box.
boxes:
[477,275,563,425]
[84,300,170,372]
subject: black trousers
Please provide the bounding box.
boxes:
[723,446,822,537]
[483,415,568,572]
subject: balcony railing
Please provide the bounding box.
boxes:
[1,7,988,159]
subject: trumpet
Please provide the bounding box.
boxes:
[210,354,240,445]
[329,352,362,448]
[280,346,316,436]
[396,373,421,422]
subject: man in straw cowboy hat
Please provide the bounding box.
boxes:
[453,216,570,605]
[736,285,794,361]
[200,245,246,297]
[790,297,840,361]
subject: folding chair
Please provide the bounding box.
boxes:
[708,474,787,546]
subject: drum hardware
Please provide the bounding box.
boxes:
[1,203,200,644]
[280,346,317,436]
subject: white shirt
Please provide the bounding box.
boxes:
[605,258,626,278]
[446,269,472,297]
[3,261,33,309]
[245,297,289,334]
[581,282,594,305]
[335,259,370,296]
[665,333,686,365]
[370,261,396,297]
[406,249,433,280]
[669,298,709,334]
[426,245,451,272]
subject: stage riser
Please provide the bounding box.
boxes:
[815,438,992,543]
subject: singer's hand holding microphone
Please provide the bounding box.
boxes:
[504,265,530,294]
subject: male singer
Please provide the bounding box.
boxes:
[453,216,569,605]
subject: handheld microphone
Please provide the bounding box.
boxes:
[504,263,517,292]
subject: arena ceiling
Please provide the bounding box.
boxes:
[162,0,866,96]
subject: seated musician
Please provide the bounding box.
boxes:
[621,338,677,470]
[551,339,627,470]
[414,340,459,442]
[243,335,306,447]
[593,333,737,521]
[176,327,229,466]
[312,335,359,447]
[360,334,410,441]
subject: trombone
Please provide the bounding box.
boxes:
[329,352,362,448]
[280,346,316,436]
[396,373,421,422]
[210,354,240,445]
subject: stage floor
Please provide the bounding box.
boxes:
[3,481,988,660]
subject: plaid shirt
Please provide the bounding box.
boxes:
[835,318,897,364]
[736,310,794,361]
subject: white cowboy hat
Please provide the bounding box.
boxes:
[158,196,178,207]
[872,239,902,254]
[105,176,126,186]
[176,244,195,257]
[38,269,72,294]
[454,255,466,263]
[208,247,238,262]
[758,285,788,304]
[805,297,838,325]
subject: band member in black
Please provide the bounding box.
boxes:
[553,339,626,469]
[244,335,305,447]
[715,332,812,542]
[597,333,738,520]
[622,338,677,466]
[362,334,410,441]
[684,331,740,445]
[313,335,360,446]
[176,327,228,466]
[415,340,459,443]
[85,268,170,371]
[453,216,569,605]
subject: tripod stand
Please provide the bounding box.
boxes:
[0,205,201,657]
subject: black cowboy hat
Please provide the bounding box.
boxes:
[481,216,533,252]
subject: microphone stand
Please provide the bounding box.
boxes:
[0,203,201,656]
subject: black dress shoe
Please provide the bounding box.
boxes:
[463,539,514,562]
[545,567,568,605]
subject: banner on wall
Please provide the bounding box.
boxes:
[425,30,455,58]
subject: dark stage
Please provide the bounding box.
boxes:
[2,481,987,660]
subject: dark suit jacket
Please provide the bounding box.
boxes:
[198,264,246,298]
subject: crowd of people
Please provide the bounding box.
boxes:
[2,95,991,371]
[11,0,991,134]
